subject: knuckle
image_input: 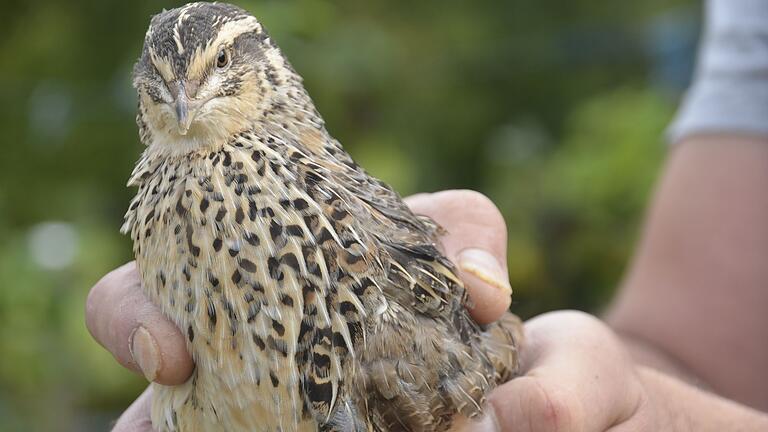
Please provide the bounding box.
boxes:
[84,273,112,337]
[554,310,615,339]
[557,310,601,326]
[525,380,579,432]
[85,263,138,341]
[451,189,497,212]
[443,189,505,227]
[460,190,505,227]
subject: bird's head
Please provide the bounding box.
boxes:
[133,2,305,153]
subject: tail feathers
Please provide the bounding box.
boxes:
[331,313,524,432]
[482,312,524,383]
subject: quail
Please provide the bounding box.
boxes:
[122,3,522,431]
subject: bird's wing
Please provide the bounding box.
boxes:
[319,146,464,318]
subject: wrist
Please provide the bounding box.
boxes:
[637,366,768,432]
[637,367,696,431]
[613,330,704,386]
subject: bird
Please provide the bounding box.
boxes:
[121,2,522,431]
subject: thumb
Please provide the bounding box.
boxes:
[111,387,156,432]
[458,311,644,432]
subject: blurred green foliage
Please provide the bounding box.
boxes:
[0,0,695,430]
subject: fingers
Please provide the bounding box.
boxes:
[405,190,512,324]
[476,311,644,432]
[85,262,194,385]
[111,387,155,432]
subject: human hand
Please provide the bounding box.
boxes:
[454,310,660,432]
[85,190,515,431]
[460,307,768,432]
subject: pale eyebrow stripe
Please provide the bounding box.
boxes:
[187,16,262,80]
[148,46,176,83]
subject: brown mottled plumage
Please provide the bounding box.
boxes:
[122,3,522,431]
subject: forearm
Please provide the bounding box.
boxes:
[640,366,768,431]
[607,136,768,410]
[604,1,768,406]
[614,330,705,388]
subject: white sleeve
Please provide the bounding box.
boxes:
[668,0,768,142]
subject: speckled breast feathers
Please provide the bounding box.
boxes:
[123,3,520,432]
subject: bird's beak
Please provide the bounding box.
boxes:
[173,81,196,135]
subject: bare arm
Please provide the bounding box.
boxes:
[467,1,768,428]
[608,135,768,411]
[458,172,768,431]
[478,4,768,423]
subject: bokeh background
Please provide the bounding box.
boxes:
[0,0,698,430]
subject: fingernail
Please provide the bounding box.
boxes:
[457,248,512,295]
[129,326,161,382]
[452,410,499,432]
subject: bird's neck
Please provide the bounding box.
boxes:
[138,85,326,161]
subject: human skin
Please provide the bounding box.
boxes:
[607,135,768,412]
[454,136,768,431]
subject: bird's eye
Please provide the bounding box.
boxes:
[216,49,231,69]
